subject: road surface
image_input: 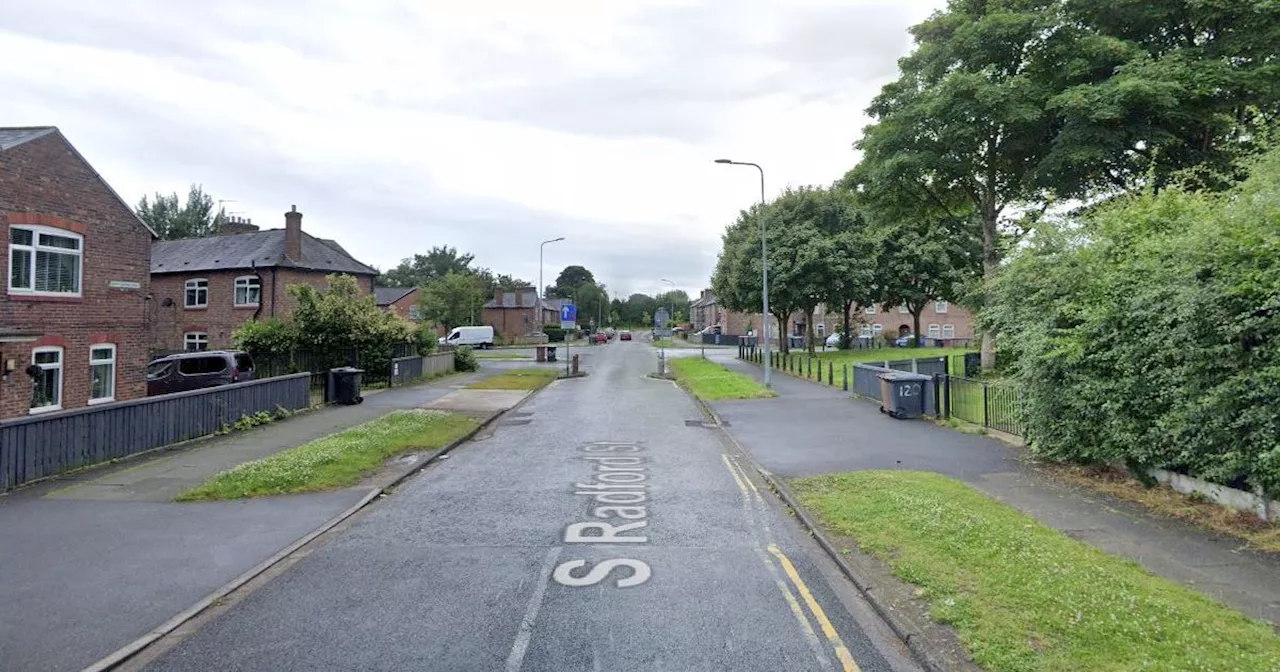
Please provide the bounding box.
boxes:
[140,340,916,671]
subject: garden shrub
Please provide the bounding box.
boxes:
[985,148,1280,497]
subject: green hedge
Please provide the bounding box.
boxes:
[986,148,1280,497]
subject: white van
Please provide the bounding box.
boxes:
[439,325,495,349]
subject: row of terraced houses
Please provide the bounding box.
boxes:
[0,126,469,422]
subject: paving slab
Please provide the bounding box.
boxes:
[422,388,531,414]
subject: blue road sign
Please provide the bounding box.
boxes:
[560,303,577,329]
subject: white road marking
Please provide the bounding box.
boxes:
[505,546,564,672]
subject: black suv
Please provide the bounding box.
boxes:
[146,351,256,396]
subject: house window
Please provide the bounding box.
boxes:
[860,325,873,337]
[408,305,422,321]
[185,279,208,308]
[89,344,116,403]
[928,324,941,339]
[898,305,908,314]
[816,323,825,337]
[942,324,955,338]
[184,332,209,351]
[30,347,63,412]
[9,226,82,296]
[872,323,883,333]
[935,300,949,314]
[233,276,261,306]
[864,305,877,315]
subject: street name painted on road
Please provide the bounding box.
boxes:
[553,441,652,588]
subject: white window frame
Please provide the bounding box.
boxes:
[872,323,884,334]
[8,225,83,297]
[30,346,63,413]
[816,323,825,337]
[185,278,209,308]
[89,343,116,404]
[898,305,908,314]
[942,324,955,339]
[863,305,877,315]
[233,276,261,307]
[928,323,941,339]
[184,332,209,351]
[860,325,873,337]
[935,300,949,314]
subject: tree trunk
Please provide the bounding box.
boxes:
[803,303,818,354]
[841,300,853,350]
[912,308,923,349]
[981,211,999,369]
[772,310,791,355]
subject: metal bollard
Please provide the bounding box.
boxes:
[842,364,848,391]
[572,354,580,375]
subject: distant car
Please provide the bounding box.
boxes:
[147,351,255,396]
[594,331,608,344]
[894,334,921,347]
[619,331,632,341]
[825,332,843,347]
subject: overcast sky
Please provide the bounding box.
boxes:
[2,0,943,298]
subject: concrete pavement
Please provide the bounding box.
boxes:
[0,369,503,672]
[712,355,1280,627]
[138,339,917,671]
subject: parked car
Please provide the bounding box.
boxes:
[439,325,495,349]
[146,351,255,396]
[894,334,922,347]
[619,331,633,341]
[825,332,844,347]
[594,331,608,344]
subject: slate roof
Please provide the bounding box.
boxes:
[151,230,378,275]
[374,286,416,306]
[0,127,56,151]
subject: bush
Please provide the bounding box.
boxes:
[414,325,438,355]
[985,147,1280,498]
[542,325,566,342]
[454,346,479,372]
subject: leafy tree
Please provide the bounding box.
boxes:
[1050,0,1280,193]
[380,246,476,287]
[136,184,218,240]
[551,265,596,298]
[819,209,878,350]
[419,271,486,332]
[711,201,806,354]
[855,0,1082,368]
[572,282,610,327]
[873,215,979,347]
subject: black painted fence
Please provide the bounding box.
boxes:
[0,373,311,492]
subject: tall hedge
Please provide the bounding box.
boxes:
[985,150,1280,497]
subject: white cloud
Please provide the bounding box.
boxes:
[0,0,944,297]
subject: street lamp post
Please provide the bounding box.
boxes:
[660,279,676,330]
[714,159,770,387]
[539,237,565,335]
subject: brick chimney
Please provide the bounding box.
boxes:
[218,215,259,236]
[284,205,302,262]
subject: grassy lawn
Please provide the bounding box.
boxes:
[176,410,478,500]
[669,357,776,401]
[466,368,558,390]
[792,471,1280,672]
[810,346,973,375]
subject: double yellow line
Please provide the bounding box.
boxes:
[720,454,860,672]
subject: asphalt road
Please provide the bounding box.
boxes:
[141,341,916,672]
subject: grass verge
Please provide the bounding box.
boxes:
[1040,463,1280,553]
[466,368,558,391]
[176,410,478,501]
[791,470,1280,671]
[668,357,775,401]
[474,353,532,360]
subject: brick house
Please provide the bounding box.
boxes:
[480,287,559,341]
[850,300,975,343]
[0,127,154,420]
[150,206,377,352]
[688,290,772,338]
[375,286,421,322]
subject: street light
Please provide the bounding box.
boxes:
[539,237,565,334]
[660,278,676,330]
[714,158,770,387]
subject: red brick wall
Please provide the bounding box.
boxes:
[481,306,558,341]
[150,269,375,352]
[0,132,151,420]
[859,301,975,341]
[386,289,420,321]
